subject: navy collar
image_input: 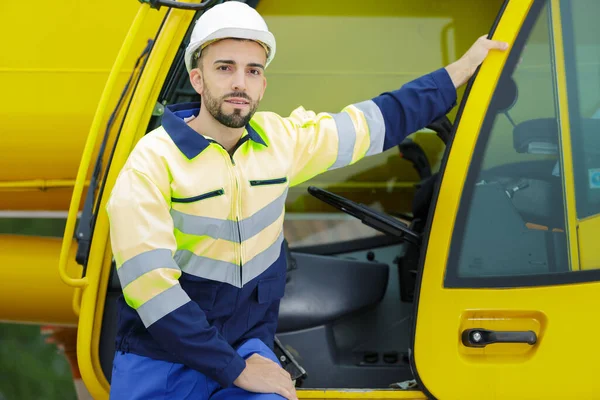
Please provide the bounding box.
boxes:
[162,102,267,159]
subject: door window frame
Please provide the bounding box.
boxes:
[410,2,600,398]
[437,0,600,289]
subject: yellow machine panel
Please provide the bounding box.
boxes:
[13,0,600,399]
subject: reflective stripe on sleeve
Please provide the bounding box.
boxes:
[136,284,191,327]
[123,268,181,309]
[117,249,180,288]
[353,99,386,156]
[328,112,357,170]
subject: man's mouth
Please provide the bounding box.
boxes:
[225,98,250,105]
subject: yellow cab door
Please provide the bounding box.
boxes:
[413,0,600,398]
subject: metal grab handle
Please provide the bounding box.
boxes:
[462,328,537,348]
[57,4,151,288]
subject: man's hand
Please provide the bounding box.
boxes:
[445,35,509,89]
[233,354,298,400]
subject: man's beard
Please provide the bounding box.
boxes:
[202,84,259,128]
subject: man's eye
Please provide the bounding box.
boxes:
[217,66,230,71]
[249,69,261,75]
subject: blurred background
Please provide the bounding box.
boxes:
[0,219,76,399]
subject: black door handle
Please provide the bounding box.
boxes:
[462,328,537,348]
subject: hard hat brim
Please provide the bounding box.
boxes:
[185,27,276,72]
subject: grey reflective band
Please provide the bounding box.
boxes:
[353,100,386,156]
[171,190,287,242]
[117,249,180,288]
[171,209,237,241]
[137,284,190,327]
[240,189,287,240]
[328,112,356,170]
[175,231,285,287]
[175,250,242,287]
[241,232,284,285]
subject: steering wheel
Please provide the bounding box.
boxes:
[308,186,421,245]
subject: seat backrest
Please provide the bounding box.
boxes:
[512,117,600,217]
[513,118,559,155]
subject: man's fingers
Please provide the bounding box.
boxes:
[286,387,298,400]
[277,387,298,400]
[288,379,297,398]
[278,369,294,388]
[279,367,292,380]
[275,388,289,400]
[277,375,297,400]
[476,34,509,51]
[487,39,509,50]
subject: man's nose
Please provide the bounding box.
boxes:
[231,70,247,92]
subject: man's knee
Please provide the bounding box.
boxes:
[236,338,280,365]
[110,352,208,400]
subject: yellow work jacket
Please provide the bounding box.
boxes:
[106,67,456,387]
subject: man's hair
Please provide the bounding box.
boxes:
[192,38,267,70]
[193,47,204,70]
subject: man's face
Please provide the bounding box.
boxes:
[190,39,268,128]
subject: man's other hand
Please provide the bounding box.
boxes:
[446,34,509,88]
[233,353,298,400]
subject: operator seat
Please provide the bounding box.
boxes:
[277,240,389,332]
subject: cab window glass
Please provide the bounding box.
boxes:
[563,0,600,218]
[445,0,572,285]
[256,0,501,247]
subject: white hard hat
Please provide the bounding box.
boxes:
[184,1,276,72]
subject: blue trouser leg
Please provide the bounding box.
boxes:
[208,338,286,399]
[110,338,287,399]
[109,351,210,399]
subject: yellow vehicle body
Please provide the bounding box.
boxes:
[0,0,499,323]
[3,0,600,399]
[0,0,167,211]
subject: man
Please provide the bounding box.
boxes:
[106,2,508,399]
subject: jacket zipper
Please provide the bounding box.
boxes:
[236,216,242,285]
[249,177,288,186]
[209,137,248,286]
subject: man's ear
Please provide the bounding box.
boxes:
[189,68,204,96]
